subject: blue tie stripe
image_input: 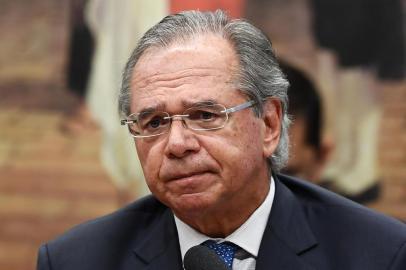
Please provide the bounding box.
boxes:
[202,240,238,269]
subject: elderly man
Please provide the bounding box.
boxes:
[37,10,406,270]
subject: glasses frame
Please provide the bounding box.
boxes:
[121,100,256,138]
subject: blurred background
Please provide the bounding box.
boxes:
[0,0,405,269]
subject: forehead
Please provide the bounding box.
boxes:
[129,34,244,113]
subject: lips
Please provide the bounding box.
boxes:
[164,171,216,195]
[162,170,211,182]
[159,156,219,183]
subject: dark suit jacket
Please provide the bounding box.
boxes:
[37,174,406,269]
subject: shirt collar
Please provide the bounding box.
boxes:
[174,177,275,260]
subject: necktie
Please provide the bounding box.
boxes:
[202,240,238,269]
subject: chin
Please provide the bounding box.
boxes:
[169,192,218,217]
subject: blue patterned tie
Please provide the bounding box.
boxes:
[202,240,238,269]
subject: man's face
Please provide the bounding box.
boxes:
[129,34,280,220]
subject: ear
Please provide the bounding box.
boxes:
[262,99,283,158]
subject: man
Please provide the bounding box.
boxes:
[37,10,406,270]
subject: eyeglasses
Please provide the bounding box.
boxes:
[121,100,256,138]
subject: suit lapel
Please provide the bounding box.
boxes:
[256,175,318,270]
[132,207,183,270]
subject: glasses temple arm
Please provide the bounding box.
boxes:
[224,100,256,113]
[121,119,136,125]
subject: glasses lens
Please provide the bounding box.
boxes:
[126,114,140,136]
[184,104,227,130]
[139,111,171,136]
[127,111,170,137]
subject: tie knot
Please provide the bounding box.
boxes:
[202,240,238,269]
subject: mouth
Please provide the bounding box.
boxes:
[164,171,215,193]
[168,171,211,182]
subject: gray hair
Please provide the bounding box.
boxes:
[119,10,290,172]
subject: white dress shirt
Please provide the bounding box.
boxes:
[174,177,275,270]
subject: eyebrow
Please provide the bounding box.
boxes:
[135,99,220,115]
[132,99,222,114]
[181,99,218,108]
[136,104,166,115]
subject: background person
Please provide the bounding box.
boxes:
[280,62,332,183]
[62,0,95,134]
[280,62,380,204]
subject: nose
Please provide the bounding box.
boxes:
[164,119,200,159]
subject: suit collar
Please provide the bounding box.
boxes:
[256,174,318,270]
[132,200,183,270]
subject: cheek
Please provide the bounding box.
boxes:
[235,122,265,171]
[135,142,148,165]
[208,122,263,176]
[233,120,263,153]
[135,142,163,180]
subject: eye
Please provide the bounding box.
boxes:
[148,116,163,128]
[201,111,216,120]
[139,112,170,133]
[145,115,171,130]
[189,109,219,121]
